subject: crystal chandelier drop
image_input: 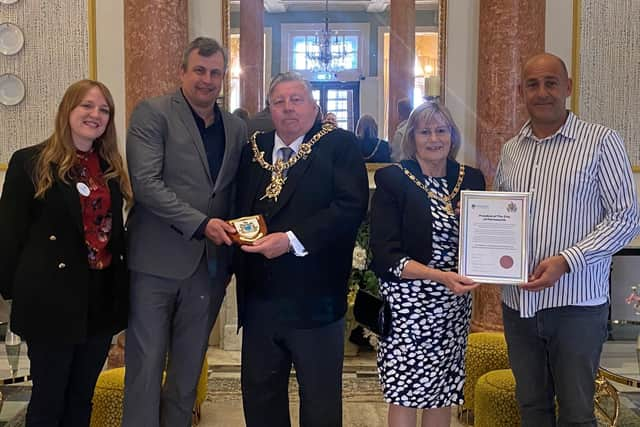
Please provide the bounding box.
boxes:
[306,0,348,73]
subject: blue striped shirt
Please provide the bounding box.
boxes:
[495,112,640,318]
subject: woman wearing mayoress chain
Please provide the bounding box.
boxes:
[0,79,131,426]
[369,102,485,427]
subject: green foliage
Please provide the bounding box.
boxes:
[348,218,380,298]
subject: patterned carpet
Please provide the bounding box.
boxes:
[206,372,640,427]
[208,372,383,403]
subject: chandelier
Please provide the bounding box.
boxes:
[306,0,349,73]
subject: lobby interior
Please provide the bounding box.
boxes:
[1,0,640,426]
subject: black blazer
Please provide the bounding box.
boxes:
[0,145,129,343]
[370,158,486,282]
[233,124,369,328]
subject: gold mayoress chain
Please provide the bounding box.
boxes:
[395,163,466,215]
[251,123,336,202]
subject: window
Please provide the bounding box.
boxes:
[291,35,359,71]
[228,30,272,112]
[281,23,369,81]
[381,30,439,138]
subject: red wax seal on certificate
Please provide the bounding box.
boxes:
[500,255,514,269]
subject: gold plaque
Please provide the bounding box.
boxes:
[227,214,268,244]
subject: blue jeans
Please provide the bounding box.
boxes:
[502,303,608,427]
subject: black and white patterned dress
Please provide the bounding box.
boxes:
[377,176,472,408]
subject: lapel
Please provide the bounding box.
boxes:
[445,158,461,194]
[57,178,83,234]
[400,159,462,193]
[267,124,323,219]
[400,159,430,208]
[171,90,214,186]
[214,109,235,193]
[102,156,123,228]
[106,176,123,249]
[245,131,274,211]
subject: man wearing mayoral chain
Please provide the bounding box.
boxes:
[232,71,369,427]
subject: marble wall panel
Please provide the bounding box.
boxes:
[124,0,188,120]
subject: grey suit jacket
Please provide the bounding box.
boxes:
[126,90,247,282]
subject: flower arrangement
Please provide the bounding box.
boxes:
[346,218,380,349]
[348,218,379,300]
[626,286,640,314]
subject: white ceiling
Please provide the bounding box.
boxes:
[230,1,439,13]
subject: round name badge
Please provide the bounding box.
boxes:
[76,182,90,197]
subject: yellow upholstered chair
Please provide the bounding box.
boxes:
[462,332,510,417]
[474,369,520,427]
[90,367,126,427]
[90,361,209,427]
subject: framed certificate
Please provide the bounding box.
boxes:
[458,191,530,285]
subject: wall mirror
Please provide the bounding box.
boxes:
[222,0,447,138]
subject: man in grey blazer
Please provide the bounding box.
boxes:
[122,37,247,427]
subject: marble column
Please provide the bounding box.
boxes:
[124,0,188,121]
[472,0,545,332]
[239,0,264,115]
[388,0,415,137]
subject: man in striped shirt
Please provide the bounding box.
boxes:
[495,53,640,426]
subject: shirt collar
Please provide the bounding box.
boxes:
[518,110,578,142]
[274,133,305,156]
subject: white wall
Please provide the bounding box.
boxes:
[190,0,223,42]
[95,0,125,155]
[445,0,480,166]
[545,0,574,106]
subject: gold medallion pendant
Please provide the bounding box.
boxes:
[261,172,287,201]
[443,202,455,216]
[251,124,336,202]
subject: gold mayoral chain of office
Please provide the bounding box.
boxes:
[251,123,336,202]
[395,164,465,215]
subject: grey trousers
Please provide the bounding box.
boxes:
[122,258,226,427]
[502,303,608,427]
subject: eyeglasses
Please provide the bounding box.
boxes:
[415,126,451,137]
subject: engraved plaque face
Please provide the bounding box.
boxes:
[228,215,267,244]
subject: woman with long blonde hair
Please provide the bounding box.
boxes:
[0,79,131,426]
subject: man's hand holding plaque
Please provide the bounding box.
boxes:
[227,214,268,245]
